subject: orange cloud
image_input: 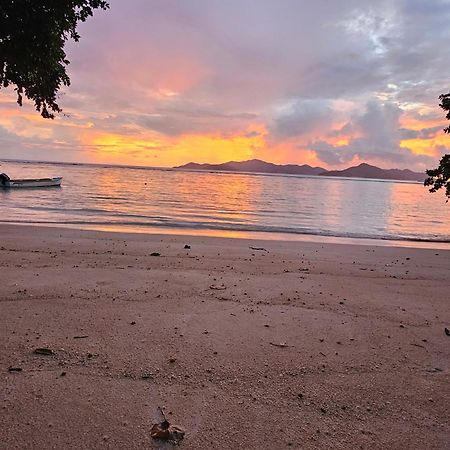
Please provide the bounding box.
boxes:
[400,134,450,157]
[78,124,266,167]
[2,84,449,170]
[400,115,446,132]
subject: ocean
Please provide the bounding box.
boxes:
[1,160,449,245]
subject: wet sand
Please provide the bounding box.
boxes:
[0,224,449,449]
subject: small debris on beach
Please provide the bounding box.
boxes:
[269,342,289,348]
[7,367,22,372]
[151,407,185,445]
[151,421,185,445]
[445,327,450,336]
[250,246,268,252]
[184,244,191,249]
[411,343,426,349]
[209,284,226,290]
[73,335,88,339]
[150,252,161,257]
[33,348,54,356]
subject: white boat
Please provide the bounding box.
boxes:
[0,173,62,188]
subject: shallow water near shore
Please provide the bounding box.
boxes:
[1,160,449,243]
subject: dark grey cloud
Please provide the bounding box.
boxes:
[0,124,86,162]
[270,99,333,138]
[399,125,443,140]
[136,108,257,137]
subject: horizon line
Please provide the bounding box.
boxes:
[0,157,425,173]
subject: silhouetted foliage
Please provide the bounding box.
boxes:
[0,0,109,119]
[440,92,450,134]
[424,92,450,200]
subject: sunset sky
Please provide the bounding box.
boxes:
[0,0,449,170]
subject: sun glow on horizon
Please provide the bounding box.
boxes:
[77,124,267,167]
[1,81,449,170]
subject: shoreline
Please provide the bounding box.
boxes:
[2,222,450,250]
[1,224,449,449]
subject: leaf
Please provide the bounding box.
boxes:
[150,420,185,445]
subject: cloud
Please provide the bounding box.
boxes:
[270,99,334,139]
[311,100,439,167]
[399,125,443,140]
[0,0,449,167]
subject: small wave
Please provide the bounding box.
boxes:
[1,218,448,243]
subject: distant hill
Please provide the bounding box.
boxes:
[176,159,326,175]
[175,159,426,181]
[321,163,426,182]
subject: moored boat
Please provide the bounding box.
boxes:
[0,173,62,188]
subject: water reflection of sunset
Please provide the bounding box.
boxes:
[164,171,263,224]
[386,182,450,238]
[2,161,450,243]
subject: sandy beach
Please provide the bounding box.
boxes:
[0,224,449,449]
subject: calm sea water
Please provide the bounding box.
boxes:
[1,160,449,243]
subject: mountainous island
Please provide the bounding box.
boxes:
[323,163,426,182]
[175,159,426,182]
